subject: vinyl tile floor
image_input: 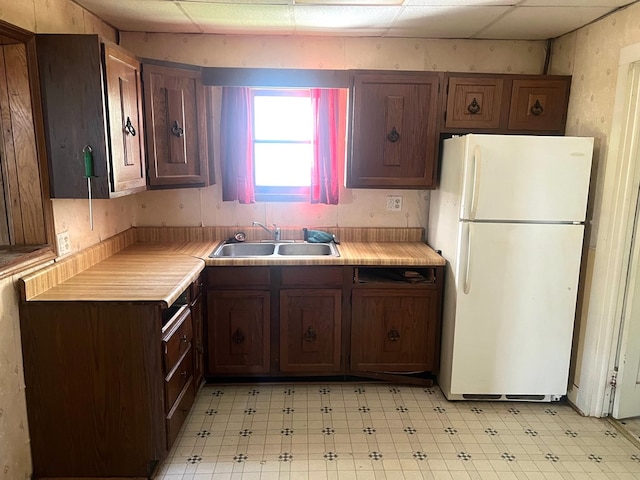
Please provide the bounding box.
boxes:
[155,383,640,480]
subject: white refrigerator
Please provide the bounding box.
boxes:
[428,134,594,401]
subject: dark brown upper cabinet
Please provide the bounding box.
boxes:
[36,34,146,199]
[142,64,209,188]
[348,72,442,189]
[442,73,570,135]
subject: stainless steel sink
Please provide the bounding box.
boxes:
[209,242,339,258]
[277,243,337,256]
[211,242,276,257]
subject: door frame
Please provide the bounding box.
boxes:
[569,41,640,417]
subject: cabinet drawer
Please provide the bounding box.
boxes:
[163,306,192,373]
[280,266,343,287]
[166,376,195,449]
[206,266,270,288]
[165,345,193,412]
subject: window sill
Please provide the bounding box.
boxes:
[0,245,56,281]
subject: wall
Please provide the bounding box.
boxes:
[548,1,640,409]
[0,1,123,479]
[122,32,548,229]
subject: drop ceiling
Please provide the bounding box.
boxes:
[72,0,636,40]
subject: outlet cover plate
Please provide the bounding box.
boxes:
[386,195,403,212]
[57,232,71,256]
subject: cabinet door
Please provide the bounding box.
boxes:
[207,290,270,374]
[445,76,505,130]
[104,45,147,194]
[143,64,209,187]
[348,73,441,188]
[351,289,439,372]
[507,78,570,133]
[280,289,341,373]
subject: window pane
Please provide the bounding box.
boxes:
[254,96,312,141]
[254,143,312,187]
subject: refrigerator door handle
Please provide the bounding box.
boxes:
[462,222,473,294]
[470,146,481,220]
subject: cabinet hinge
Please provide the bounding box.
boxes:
[609,369,618,390]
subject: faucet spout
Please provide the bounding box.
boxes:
[252,221,281,241]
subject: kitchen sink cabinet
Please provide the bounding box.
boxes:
[36,34,146,198]
[442,74,570,135]
[206,267,271,375]
[142,63,209,188]
[279,266,345,373]
[18,287,200,478]
[348,71,441,189]
[350,267,443,373]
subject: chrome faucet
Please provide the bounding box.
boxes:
[252,221,281,241]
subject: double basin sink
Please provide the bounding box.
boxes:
[209,241,339,258]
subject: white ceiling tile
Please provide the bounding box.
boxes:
[518,0,632,6]
[181,3,294,34]
[293,5,401,30]
[390,5,511,38]
[72,0,201,33]
[477,6,614,39]
[404,1,515,5]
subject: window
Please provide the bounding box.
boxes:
[220,86,343,205]
[252,89,313,201]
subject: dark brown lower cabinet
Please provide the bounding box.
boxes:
[207,290,271,374]
[19,285,201,479]
[351,289,440,372]
[280,289,342,373]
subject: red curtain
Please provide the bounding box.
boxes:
[220,87,255,204]
[311,88,340,205]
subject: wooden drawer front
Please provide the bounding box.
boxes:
[163,308,192,373]
[166,376,195,450]
[445,77,504,129]
[206,266,270,288]
[280,266,343,287]
[165,345,193,412]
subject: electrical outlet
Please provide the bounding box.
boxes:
[386,195,403,212]
[57,231,71,256]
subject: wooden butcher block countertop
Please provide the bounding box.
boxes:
[20,229,444,305]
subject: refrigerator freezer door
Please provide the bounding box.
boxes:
[459,135,593,223]
[447,221,584,397]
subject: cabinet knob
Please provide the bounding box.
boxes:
[124,116,137,136]
[304,326,317,343]
[232,328,245,344]
[386,126,400,143]
[171,120,184,138]
[181,334,188,343]
[467,97,481,114]
[180,370,188,378]
[387,327,400,342]
[530,99,544,116]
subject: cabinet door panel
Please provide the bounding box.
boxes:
[508,79,569,132]
[280,289,341,373]
[144,65,208,187]
[349,73,440,188]
[207,291,270,374]
[104,45,146,193]
[351,289,439,372]
[445,76,504,129]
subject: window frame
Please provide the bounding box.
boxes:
[251,88,313,203]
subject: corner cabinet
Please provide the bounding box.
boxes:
[348,72,442,189]
[19,284,201,479]
[442,73,570,135]
[36,34,146,198]
[142,64,209,188]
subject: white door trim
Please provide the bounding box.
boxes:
[569,42,640,417]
